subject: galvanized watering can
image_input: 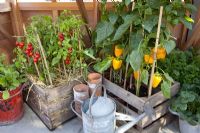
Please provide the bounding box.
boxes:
[71,85,155,133]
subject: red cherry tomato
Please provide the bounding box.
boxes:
[68,47,73,53]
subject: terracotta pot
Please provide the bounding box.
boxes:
[87,73,102,97]
[0,87,24,125]
[73,84,89,115]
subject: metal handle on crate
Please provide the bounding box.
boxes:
[70,100,82,119]
[88,84,107,116]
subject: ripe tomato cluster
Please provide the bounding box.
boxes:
[25,43,34,57]
[33,52,41,63]
[16,41,24,49]
[65,47,73,65]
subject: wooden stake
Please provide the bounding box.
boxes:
[148,6,163,97]
[35,29,53,86]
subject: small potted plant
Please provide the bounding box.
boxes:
[0,54,25,125]
[160,50,200,133]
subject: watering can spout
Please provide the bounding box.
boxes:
[115,101,155,133]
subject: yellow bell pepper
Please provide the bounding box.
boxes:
[133,71,140,80]
[112,58,122,70]
[152,73,162,88]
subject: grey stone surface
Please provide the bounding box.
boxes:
[0,104,180,133]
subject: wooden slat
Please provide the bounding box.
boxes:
[146,82,180,108]
[103,78,145,111]
[93,0,99,27]
[17,2,113,11]
[18,2,94,11]
[139,101,170,128]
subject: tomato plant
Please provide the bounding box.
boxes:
[14,10,88,86]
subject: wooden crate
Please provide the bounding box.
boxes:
[103,78,180,133]
[23,80,80,130]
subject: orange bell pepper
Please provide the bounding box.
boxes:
[114,45,123,57]
[144,54,154,64]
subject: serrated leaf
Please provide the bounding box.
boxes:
[83,49,96,60]
[163,40,176,54]
[129,50,143,71]
[141,69,149,85]
[161,80,171,98]
[93,57,112,73]
[164,73,174,83]
[143,16,158,32]
[179,18,193,30]
[96,21,114,44]
[2,90,10,100]
[125,0,131,6]
[108,13,118,25]
[52,56,61,66]
[113,23,131,41]
[145,8,152,15]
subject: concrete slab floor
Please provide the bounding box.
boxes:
[0,104,180,133]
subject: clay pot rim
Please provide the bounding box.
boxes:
[88,73,102,81]
[73,84,89,92]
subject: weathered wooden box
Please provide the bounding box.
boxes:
[103,78,180,133]
[23,80,80,130]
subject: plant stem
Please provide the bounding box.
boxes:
[62,59,68,79]
[35,28,53,86]
[34,62,41,78]
[109,67,113,81]
[148,6,163,97]
[136,70,141,96]
[124,1,135,90]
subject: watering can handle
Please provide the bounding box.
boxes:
[88,84,107,116]
[70,100,82,119]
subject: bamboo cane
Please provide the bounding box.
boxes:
[148,6,163,97]
[35,28,53,86]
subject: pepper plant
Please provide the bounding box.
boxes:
[92,0,196,97]
[14,10,88,86]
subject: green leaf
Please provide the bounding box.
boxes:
[143,16,159,32]
[184,16,194,23]
[141,69,149,85]
[161,80,171,98]
[83,49,96,60]
[108,13,118,25]
[93,57,112,73]
[130,31,143,49]
[129,50,143,71]
[164,73,174,83]
[96,21,114,44]
[52,56,61,66]
[179,18,193,30]
[146,0,160,9]
[125,0,131,6]
[2,90,10,100]
[113,23,131,41]
[185,4,197,12]
[122,14,136,24]
[163,40,176,54]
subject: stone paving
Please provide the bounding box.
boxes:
[0,104,180,133]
